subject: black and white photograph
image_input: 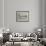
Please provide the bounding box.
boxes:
[0,0,46,46]
[16,11,29,22]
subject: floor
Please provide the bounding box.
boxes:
[2,44,44,46]
[2,42,44,46]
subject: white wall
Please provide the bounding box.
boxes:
[4,0,42,32]
[0,0,3,27]
[0,0,3,33]
[42,0,46,37]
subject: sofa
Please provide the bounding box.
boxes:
[9,32,37,42]
[0,33,3,46]
[40,38,46,46]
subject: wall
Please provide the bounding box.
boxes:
[0,0,3,28]
[4,0,42,32]
[42,0,46,37]
[0,0,3,33]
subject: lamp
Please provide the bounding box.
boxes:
[6,28,10,32]
[0,34,3,38]
[37,28,41,31]
[6,28,10,33]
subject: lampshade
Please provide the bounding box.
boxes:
[6,28,10,32]
[0,34,3,37]
[37,28,41,31]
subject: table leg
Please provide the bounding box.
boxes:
[13,41,14,45]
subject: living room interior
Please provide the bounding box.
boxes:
[0,0,46,46]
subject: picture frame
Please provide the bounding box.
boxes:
[16,11,29,22]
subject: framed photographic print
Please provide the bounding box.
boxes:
[16,11,29,22]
